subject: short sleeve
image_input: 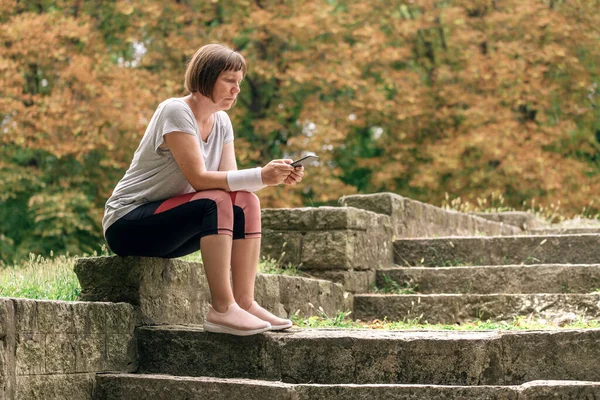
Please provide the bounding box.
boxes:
[220,111,234,145]
[155,100,197,151]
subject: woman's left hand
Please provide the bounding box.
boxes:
[285,166,304,185]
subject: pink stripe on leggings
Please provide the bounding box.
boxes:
[153,190,233,236]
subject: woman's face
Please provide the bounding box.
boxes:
[213,70,244,109]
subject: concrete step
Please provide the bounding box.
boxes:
[530,227,600,235]
[94,373,600,400]
[376,264,600,294]
[394,234,600,267]
[135,326,600,385]
[353,293,600,324]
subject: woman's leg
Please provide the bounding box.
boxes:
[229,191,292,330]
[107,190,238,310]
[228,191,262,308]
[105,189,270,335]
[231,237,261,310]
[200,234,236,312]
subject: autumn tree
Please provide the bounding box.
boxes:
[1,0,599,262]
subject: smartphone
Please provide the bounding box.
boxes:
[291,154,319,167]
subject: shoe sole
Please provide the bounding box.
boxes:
[203,321,271,336]
[269,322,293,331]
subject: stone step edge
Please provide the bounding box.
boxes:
[355,293,600,298]
[137,325,600,339]
[394,233,600,242]
[353,293,600,324]
[378,263,600,271]
[96,372,600,393]
[96,373,600,397]
[370,264,600,295]
[134,327,600,386]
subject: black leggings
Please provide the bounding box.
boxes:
[105,190,261,258]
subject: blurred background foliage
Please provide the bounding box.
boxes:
[1,0,599,263]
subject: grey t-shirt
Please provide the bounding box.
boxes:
[102,97,234,234]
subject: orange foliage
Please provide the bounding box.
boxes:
[1,0,600,259]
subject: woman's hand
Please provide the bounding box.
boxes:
[285,165,304,185]
[261,160,295,186]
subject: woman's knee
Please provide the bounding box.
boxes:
[231,191,261,239]
[190,189,234,233]
[232,191,261,214]
[192,189,233,208]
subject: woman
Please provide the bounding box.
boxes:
[102,43,304,336]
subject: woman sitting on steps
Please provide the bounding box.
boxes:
[102,43,304,336]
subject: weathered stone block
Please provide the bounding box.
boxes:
[105,334,136,372]
[253,275,282,314]
[76,256,349,325]
[15,373,95,400]
[377,265,600,294]
[93,374,600,400]
[73,302,106,335]
[15,333,44,375]
[13,300,36,333]
[353,293,600,324]
[137,327,600,385]
[276,274,350,317]
[75,257,209,326]
[300,230,354,270]
[3,298,136,399]
[471,211,548,230]
[45,334,76,374]
[394,234,600,267]
[260,231,302,266]
[262,207,371,231]
[36,301,75,334]
[75,334,104,372]
[520,381,600,400]
[262,207,393,276]
[0,299,16,400]
[307,270,375,295]
[106,304,135,334]
[339,192,520,238]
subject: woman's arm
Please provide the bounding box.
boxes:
[218,141,238,172]
[164,131,230,191]
[166,131,294,191]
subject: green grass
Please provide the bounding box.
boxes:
[372,274,418,294]
[292,311,600,331]
[0,253,81,301]
[441,191,600,224]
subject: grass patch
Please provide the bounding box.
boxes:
[292,312,600,331]
[372,274,418,294]
[0,253,80,301]
[441,191,600,224]
[258,257,299,276]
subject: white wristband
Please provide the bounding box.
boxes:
[227,167,265,192]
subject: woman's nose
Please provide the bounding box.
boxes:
[232,85,240,94]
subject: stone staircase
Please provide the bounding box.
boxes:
[354,234,600,324]
[92,328,600,399]
[82,193,600,399]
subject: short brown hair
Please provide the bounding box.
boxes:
[184,44,247,100]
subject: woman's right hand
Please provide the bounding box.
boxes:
[261,160,295,186]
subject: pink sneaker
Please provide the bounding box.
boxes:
[204,303,271,336]
[247,301,293,331]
